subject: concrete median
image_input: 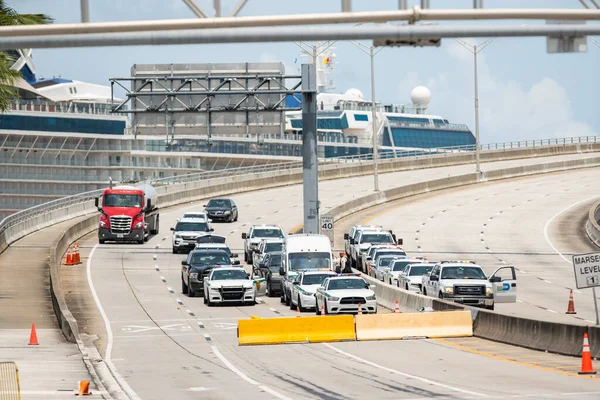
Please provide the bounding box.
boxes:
[238,315,356,345]
[355,311,472,341]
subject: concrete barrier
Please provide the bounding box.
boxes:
[238,315,356,345]
[355,311,472,341]
[588,325,600,359]
[585,199,600,248]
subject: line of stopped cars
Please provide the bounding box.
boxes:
[172,200,377,314]
[344,224,518,310]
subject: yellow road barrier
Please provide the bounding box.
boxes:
[238,315,356,345]
[0,361,21,400]
[355,311,473,341]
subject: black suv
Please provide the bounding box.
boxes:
[181,249,240,297]
[255,251,283,297]
[204,198,238,223]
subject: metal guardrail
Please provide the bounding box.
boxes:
[0,160,303,235]
[1,134,598,237]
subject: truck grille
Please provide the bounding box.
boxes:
[219,286,245,300]
[454,285,485,296]
[181,235,198,241]
[340,297,366,304]
[110,216,132,234]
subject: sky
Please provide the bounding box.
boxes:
[13,0,600,144]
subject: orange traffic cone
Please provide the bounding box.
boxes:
[65,246,74,265]
[357,303,363,315]
[75,380,92,396]
[566,290,576,314]
[394,300,401,313]
[579,333,596,375]
[73,242,81,264]
[28,322,39,345]
[320,305,325,316]
[296,306,301,317]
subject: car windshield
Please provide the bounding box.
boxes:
[267,255,282,269]
[265,242,283,253]
[302,273,334,285]
[207,199,230,208]
[211,269,247,280]
[190,253,231,266]
[288,252,330,271]
[409,266,434,276]
[328,278,369,290]
[391,261,413,271]
[196,235,226,244]
[376,250,406,259]
[176,222,208,232]
[184,213,206,219]
[252,228,283,238]
[103,194,142,207]
[377,257,395,267]
[195,247,231,256]
[361,234,393,244]
[441,266,487,280]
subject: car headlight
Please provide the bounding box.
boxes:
[486,287,493,296]
[366,295,376,301]
[134,221,144,229]
[224,211,231,214]
[189,272,198,279]
[246,287,254,292]
[99,220,107,227]
[174,234,181,239]
[443,287,454,295]
[210,287,220,292]
[328,296,340,301]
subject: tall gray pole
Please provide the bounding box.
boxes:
[474,45,481,175]
[80,0,89,22]
[370,46,379,191]
[301,64,319,234]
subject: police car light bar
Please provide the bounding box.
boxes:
[337,273,361,277]
[440,260,476,264]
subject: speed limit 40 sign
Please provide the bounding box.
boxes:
[320,213,334,246]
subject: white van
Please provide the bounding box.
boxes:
[279,234,333,307]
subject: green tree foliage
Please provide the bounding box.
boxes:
[0,1,53,112]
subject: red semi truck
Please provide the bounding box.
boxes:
[95,184,159,244]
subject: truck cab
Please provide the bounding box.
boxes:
[96,184,159,244]
[421,261,517,310]
[279,234,333,307]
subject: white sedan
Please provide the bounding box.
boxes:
[203,267,256,306]
[314,275,377,315]
[383,258,427,286]
[290,270,337,311]
[397,263,435,293]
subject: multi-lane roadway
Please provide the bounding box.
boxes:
[75,154,600,399]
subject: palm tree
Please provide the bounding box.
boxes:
[0,1,52,112]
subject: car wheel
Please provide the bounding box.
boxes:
[406,284,410,291]
[439,292,443,299]
[315,298,321,315]
[172,248,177,254]
[188,286,195,297]
[298,296,304,312]
[486,304,495,311]
[285,290,291,307]
[323,299,329,315]
[267,281,274,298]
[234,212,238,222]
[182,278,188,295]
[138,239,145,244]
[289,294,296,310]
[203,293,207,304]
[423,288,427,296]
[99,239,105,244]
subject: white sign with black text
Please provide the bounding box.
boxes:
[572,252,600,290]
[320,213,334,247]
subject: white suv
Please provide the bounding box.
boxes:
[241,225,284,263]
[171,217,214,254]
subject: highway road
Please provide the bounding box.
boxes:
[344,168,600,325]
[73,153,600,399]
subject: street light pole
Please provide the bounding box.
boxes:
[473,44,480,174]
[370,46,379,191]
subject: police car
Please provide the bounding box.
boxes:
[290,270,337,311]
[203,267,256,306]
[314,274,377,315]
[382,257,427,286]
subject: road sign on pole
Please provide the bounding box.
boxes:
[572,252,600,325]
[320,213,334,247]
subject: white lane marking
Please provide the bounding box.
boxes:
[543,280,552,284]
[516,300,524,303]
[585,320,595,324]
[86,244,141,400]
[547,309,558,314]
[176,298,184,305]
[543,195,600,264]
[187,387,213,392]
[210,345,291,399]
[153,254,157,260]
[198,321,205,328]
[187,309,195,316]
[167,286,174,293]
[155,244,160,249]
[323,343,487,398]
[575,290,582,294]
[155,265,160,271]
[204,333,211,341]
[160,276,167,283]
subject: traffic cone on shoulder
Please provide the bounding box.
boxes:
[75,380,92,396]
[320,305,325,316]
[296,306,301,317]
[357,303,363,315]
[73,242,81,264]
[566,290,577,314]
[394,300,401,313]
[579,333,596,375]
[65,246,74,265]
[28,322,39,345]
